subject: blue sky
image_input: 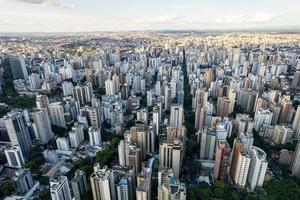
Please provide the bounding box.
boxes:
[0,0,299,32]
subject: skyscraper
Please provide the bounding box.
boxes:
[5,145,25,168]
[217,97,231,119]
[279,98,292,124]
[13,169,34,195]
[292,140,300,177]
[230,138,251,187]
[90,168,116,200]
[170,105,183,127]
[71,170,89,200]
[9,55,28,80]
[50,176,72,200]
[247,146,268,190]
[69,123,84,148]
[88,127,102,147]
[48,102,66,128]
[33,108,54,144]
[198,128,216,160]
[4,110,32,159]
[213,141,230,180]
[254,109,273,131]
[292,106,300,139]
[36,95,50,109]
[159,140,183,179]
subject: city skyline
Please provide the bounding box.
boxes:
[1,0,300,32]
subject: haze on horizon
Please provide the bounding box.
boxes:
[0,0,300,32]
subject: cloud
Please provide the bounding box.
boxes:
[171,5,193,9]
[215,12,284,24]
[5,0,75,9]
[134,15,180,25]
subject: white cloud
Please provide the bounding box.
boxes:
[215,12,284,24]
[171,5,193,9]
[134,15,180,25]
[2,0,75,9]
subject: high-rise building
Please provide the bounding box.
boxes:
[5,146,25,168]
[217,97,231,119]
[272,125,293,144]
[9,55,28,80]
[239,132,254,151]
[164,86,171,111]
[194,105,206,130]
[198,128,216,160]
[247,146,268,190]
[230,138,251,187]
[158,180,186,200]
[13,169,34,195]
[292,106,300,139]
[36,95,50,109]
[115,166,136,200]
[48,102,66,128]
[292,140,300,177]
[279,98,292,124]
[213,141,230,180]
[147,123,156,154]
[291,71,300,90]
[62,81,73,97]
[227,89,236,114]
[71,170,89,200]
[254,109,273,131]
[69,123,84,148]
[136,109,148,123]
[193,88,208,111]
[152,106,160,135]
[4,110,32,159]
[29,73,41,89]
[159,140,183,179]
[33,108,54,144]
[136,168,152,200]
[90,168,116,200]
[158,168,175,188]
[50,176,72,200]
[170,105,183,127]
[56,137,70,151]
[88,127,101,147]
[235,114,254,134]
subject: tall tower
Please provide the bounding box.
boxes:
[292,106,300,139]
[90,168,116,200]
[292,140,300,177]
[50,176,72,200]
[213,141,230,180]
[230,138,251,187]
[247,146,268,190]
[170,105,183,127]
[33,108,54,144]
[4,110,32,159]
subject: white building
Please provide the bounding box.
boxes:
[50,176,72,200]
[5,146,25,168]
[29,73,41,89]
[69,123,84,148]
[48,102,66,128]
[170,105,183,127]
[56,137,70,151]
[247,146,268,190]
[33,108,54,144]
[62,81,73,97]
[88,127,101,146]
[254,109,273,131]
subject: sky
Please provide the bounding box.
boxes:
[0,0,300,32]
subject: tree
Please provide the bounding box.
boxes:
[0,180,14,196]
[96,148,117,167]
